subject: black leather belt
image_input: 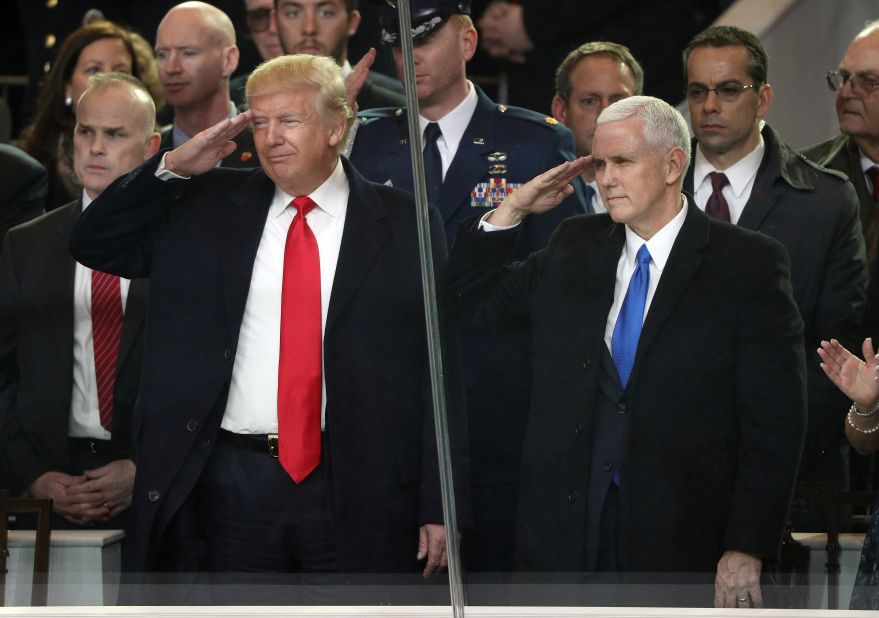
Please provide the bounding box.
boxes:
[68,437,124,457]
[218,429,279,457]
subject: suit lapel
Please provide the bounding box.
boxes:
[52,203,79,380]
[631,203,708,381]
[117,278,148,371]
[325,159,389,336]
[220,170,274,340]
[586,222,625,360]
[439,89,495,223]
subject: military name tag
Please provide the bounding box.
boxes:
[471,178,522,208]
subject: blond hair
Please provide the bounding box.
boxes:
[246,54,353,149]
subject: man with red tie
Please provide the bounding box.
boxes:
[682,26,867,517]
[0,72,159,528]
[69,54,462,585]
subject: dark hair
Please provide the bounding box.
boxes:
[683,25,768,86]
[18,21,141,170]
[555,41,644,103]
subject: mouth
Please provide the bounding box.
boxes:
[699,123,725,132]
[163,82,188,92]
[296,43,323,54]
[84,164,108,173]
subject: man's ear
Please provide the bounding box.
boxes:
[348,9,362,37]
[666,146,687,186]
[145,132,161,159]
[222,45,240,78]
[551,95,568,125]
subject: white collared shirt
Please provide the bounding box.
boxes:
[222,158,349,434]
[692,135,765,224]
[602,197,688,351]
[860,150,879,194]
[69,191,131,439]
[418,80,479,179]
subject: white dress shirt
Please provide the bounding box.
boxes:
[602,197,688,350]
[419,80,479,180]
[478,195,688,351]
[692,136,765,224]
[222,159,349,434]
[69,191,131,439]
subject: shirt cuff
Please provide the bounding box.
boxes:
[478,209,521,232]
[155,152,190,180]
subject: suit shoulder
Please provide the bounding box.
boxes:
[792,150,853,186]
[5,201,74,243]
[800,134,846,165]
[496,104,567,135]
[357,107,403,128]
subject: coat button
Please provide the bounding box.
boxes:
[202,439,212,449]
[603,462,613,472]
[148,490,161,502]
[186,419,198,432]
[567,491,579,503]
[574,423,583,435]
[617,403,627,414]
[223,348,231,359]
[582,358,591,369]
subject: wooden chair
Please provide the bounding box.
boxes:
[0,489,52,606]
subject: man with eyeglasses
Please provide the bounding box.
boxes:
[273,0,405,110]
[551,41,643,214]
[230,0,285,108]
[682,26,867,525]
[804,21,879,261]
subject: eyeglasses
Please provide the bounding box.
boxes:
[826,70,879,95]
[686,82,756,103]
[246,7,272,33]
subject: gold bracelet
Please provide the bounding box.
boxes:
[847,409,879,434]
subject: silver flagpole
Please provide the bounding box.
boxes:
[391,0,464,615]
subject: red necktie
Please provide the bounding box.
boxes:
[705,171,731,222]
[92,270,122,432]
[868,166,879,203]
[278,196,322,483]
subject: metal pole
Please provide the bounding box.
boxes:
[393,1,464,615]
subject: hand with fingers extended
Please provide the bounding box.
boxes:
[67,459,135,522]
[715,550,763,608]
[346,48,377,113]
[163,110,253,177]
[818,338,879,409]
[486,156,591,227]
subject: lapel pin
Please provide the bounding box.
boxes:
[473,137,485,145]
[240,151,253,163]
[486,151,508,162]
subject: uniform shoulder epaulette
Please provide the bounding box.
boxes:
[495,103,563,130]
[357,107,405,125]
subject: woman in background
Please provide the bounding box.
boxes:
[818,338,879,609]
[17,20,159,210]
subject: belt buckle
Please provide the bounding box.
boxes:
[267,434,279,458]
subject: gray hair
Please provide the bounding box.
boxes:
[597,95,691,170]
[857,19,879,39]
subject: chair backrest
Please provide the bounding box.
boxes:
[0,489,52,606]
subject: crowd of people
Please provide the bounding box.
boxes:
[1,0,879,610]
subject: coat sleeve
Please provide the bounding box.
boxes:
[724,237,807,558]
[68,151,183,279]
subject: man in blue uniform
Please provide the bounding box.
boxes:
[349,0,586,573]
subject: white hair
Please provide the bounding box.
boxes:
[597,95,691,170]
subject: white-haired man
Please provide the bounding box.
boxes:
[443,95,805,608]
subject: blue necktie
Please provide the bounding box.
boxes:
[611,244,651,387]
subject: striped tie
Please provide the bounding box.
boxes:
[92,270,122,431]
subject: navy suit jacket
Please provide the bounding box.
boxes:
[442,202,806,572]
[69,154,467,573]
[349,86,587,258]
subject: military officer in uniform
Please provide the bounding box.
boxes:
[348,0,586,573]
